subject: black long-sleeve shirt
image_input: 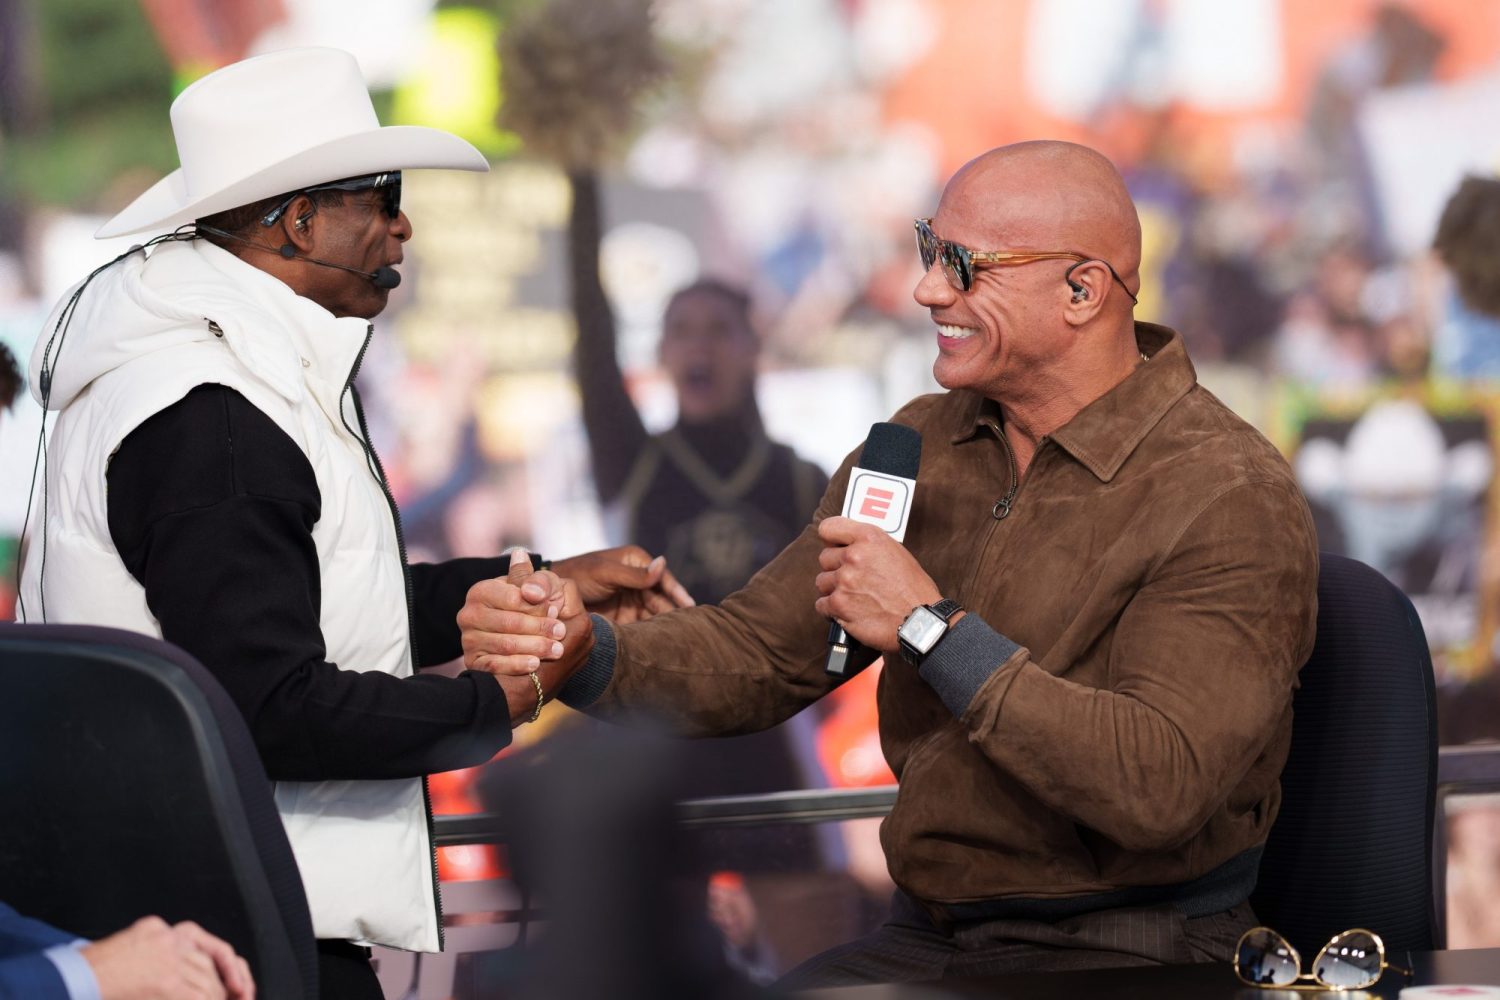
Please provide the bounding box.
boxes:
[105,384,514,783]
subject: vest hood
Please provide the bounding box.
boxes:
[29,238,350,411]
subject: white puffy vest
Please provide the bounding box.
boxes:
[19,240,440,951]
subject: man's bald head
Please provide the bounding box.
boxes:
[914,140,1148,425]
[939,140,1142,296]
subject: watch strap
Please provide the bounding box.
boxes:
[928,598,963,622]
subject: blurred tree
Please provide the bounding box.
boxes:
[0,0,177,214]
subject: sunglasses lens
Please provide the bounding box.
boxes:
[945,247,973,292]
[915,223,936,271]
[1236,928,1299,986]
[1314,931,1382,989]
[382,173,402,219]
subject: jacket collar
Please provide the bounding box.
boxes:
[949,323,1197,482]
[190,241,373,416]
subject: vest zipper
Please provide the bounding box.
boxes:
[342,323,445,950]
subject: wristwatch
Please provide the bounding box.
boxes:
[897,598,963,667]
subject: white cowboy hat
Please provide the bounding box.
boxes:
[96,47,488,239]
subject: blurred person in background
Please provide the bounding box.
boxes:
[705,871,779,986]
[1431,174,1500,379]
[1,905,254,1000]
[568,178,828,606]
[470,140,1318,988]
[566,175,833,884]
[17,48,683,999]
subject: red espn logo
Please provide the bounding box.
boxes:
[846,471,911,538]
[860,487,895,520]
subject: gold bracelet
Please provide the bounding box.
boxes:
[527,670,545,724]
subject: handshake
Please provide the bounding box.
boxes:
[455,545,694,726]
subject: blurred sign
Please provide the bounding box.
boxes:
[396,163,573,373]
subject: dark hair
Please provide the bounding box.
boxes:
[666,278,753,326]
[195,187,347,251]
[1,341,22,411]
[1434,175,1500,318]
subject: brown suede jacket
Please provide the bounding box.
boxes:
[563,323,1319,917]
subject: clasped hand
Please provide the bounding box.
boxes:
[458,521,941,689]
[813,516,941,653]
[458,545,692,721]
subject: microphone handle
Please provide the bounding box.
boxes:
[825,620,880,679]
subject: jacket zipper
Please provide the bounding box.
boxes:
[961,430,1025,600]
[342,323,445,950]
[992,432,1020,519]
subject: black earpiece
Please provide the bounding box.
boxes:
[1065,261,1089,302]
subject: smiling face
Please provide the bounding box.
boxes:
[659,284,759,423]
[913,142,1141,402]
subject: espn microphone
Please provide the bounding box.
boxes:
[825,421,922,678]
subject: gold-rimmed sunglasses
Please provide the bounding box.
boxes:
[913,217,1138,304]
[1234,926,1411,991]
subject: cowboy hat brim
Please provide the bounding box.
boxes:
[96,124,488,239]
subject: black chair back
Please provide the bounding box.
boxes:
[1250,553,1438,957]
[0,623,317,999]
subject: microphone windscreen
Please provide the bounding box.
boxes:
[857,422,921,480]
[371,266,401,290]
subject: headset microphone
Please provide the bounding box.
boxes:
[195,224,401,289]
[271,242,401,289]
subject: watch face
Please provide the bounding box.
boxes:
[899,606,948,655]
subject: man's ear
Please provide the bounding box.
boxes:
[1063,260,1108,325]
[276,194,318,254]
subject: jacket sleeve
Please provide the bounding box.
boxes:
[922,480,1319,851]
[0,954,73,1000]
[0,905,83,1000]
[560,446,857,733]
[106,385,514,782]
[409,557,508,666]
[0,904,75,956]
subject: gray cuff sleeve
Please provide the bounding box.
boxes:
[918,613,1020,717]
[558,614,616,710]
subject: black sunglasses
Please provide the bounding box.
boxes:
[260,171,403,227]
[914,217,1138,304]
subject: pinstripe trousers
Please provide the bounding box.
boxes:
[775,890,1256,990]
